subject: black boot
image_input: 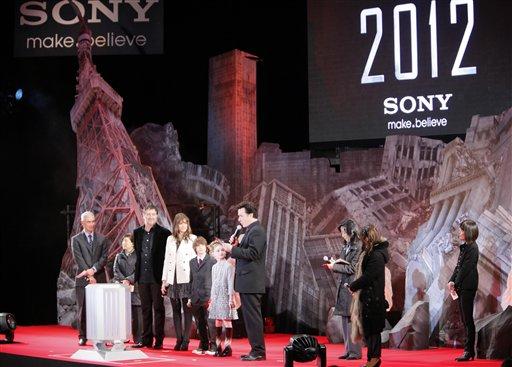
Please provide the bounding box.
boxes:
[221,328,233,357]
[455,352,475,362]
[214,327,223,356]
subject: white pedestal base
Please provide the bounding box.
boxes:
[71,349,149,361]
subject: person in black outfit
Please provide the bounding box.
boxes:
[71,211,109,346]
[187,236,216,355]
[349,224,389,367]
[113,233,142,345]
[133,204,171,349]
[222,201,267,361]
[448,219,479,362]
[323,218,362,360]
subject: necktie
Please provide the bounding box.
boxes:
[198,258,203,266]
[87,234,93,245]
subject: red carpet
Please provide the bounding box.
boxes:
[0,325,503,367]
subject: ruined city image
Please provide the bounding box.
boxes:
[57,26,512,357]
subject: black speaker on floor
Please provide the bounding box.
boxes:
[0,313,16,343]
[284,334,326,367]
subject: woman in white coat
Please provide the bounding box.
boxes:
[161,213,197,351]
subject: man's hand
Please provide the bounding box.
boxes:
[187,299,192,308]
[447,281,455,291]
[76,270,88,279]
[87,276,97,284]
[122,280,131,286]
[86,268,95,276]
[222,242,233,252]
[321,263,333,270]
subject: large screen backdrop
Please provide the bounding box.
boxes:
[308,0,511,143]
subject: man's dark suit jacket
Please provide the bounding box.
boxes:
[230,221,267,294]
[71,232,109,287]
[189,254,216,305]
[133,223,171,283]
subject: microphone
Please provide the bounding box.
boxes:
[230,225,242,244]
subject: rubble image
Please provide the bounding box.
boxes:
[58,35,512,349]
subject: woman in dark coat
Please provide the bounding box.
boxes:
[448,219,479,362]
[323,219,362,359]
[349,224,389,367]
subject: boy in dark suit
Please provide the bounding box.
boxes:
[187,236,216,355]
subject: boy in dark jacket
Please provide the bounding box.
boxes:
[187,236,216,355]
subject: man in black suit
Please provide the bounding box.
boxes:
[187,236,216,355]
[71,211,109,346]
[222,201,267,361]
[133,204,171,349]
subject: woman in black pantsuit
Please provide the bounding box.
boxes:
[448,219,479,362]
[349,224,389,367]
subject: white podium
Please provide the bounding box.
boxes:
[71,283,148,361]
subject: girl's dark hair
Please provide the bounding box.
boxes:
[460,219,479,244]
[337,218,358,242]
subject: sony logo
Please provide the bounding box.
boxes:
[19,0,159,26]
[383,94,453,115]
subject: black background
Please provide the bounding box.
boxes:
[308,0,511,143]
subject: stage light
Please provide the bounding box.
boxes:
[283,334,326,367]
[0,313,16,343]
[15,89,23,101]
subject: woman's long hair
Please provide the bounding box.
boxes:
[172,212,192,241]
[359,224,384,253]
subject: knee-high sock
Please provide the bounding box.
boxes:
[215,326,223,347]
[224,327,232,347]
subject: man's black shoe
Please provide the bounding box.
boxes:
[153,343,163,350]
[78,338,87,346]
[241,354,266,361]
[133,342,151,348]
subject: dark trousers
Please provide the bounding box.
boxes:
[139,283,165,345]
[170,297,193,343]
[132,305,143,344]
[365,333,381,360]
[240,293,266,356]
[75,286,87,339]
[458,290,476,355]
[191,303,209,348]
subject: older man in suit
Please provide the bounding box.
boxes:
[71,211,109,346]
[222,201,267,361]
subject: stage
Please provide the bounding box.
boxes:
[0,326,503,367]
